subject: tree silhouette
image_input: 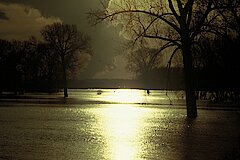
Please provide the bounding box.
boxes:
[214,0,240,38]
[0,40,26,94]
[41,23,91,97]
[125,45,167,79]
[36,40,61,90]
[0,39,12,93]
[88,0,237,118]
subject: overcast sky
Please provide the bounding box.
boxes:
[0,0,133,79]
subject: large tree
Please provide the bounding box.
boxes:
[41,23,91,97]
[88,0,236,118]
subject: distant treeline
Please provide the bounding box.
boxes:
[0,23,91,96]
[140,68,240,91]
[137,36,240,102]
[0,38,88,94]
[0,38,60,93]
[1,33,240,102]
[0,22,92,98]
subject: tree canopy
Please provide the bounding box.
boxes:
[41,22,91,97]
[89,0,240,118]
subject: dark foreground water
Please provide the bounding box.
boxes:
[0,89,240,160]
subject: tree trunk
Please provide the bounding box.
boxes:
[182,39,197,118]
[62,60,68,98]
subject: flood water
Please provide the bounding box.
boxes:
[67,89,185,104]
[0,89,240,160]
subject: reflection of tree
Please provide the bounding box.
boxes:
[41,23,91,97]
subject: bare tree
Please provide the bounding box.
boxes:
[88,0,237,118]
[41,23,91,97]
[125,46,163,77]
[214,0,240,38]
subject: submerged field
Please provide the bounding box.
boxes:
[0,89,240,160]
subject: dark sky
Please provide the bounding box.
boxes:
[0,0,133,79]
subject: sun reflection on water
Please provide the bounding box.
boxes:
[100,104,149,160]
[88,89,155,159]
[102,89,146,104]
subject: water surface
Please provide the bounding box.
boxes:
[0,89,239,160]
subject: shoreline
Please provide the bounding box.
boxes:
[0,99,239,111]
[0,90,240,110]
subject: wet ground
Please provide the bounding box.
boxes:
[0,103,240,160]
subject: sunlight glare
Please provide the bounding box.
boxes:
[101,104,149,160]
[102,89,145,104]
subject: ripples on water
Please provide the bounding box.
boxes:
[66,89,185,106]
[0,103,187,160]
[0,89,239,160]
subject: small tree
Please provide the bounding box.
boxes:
[41,23,91,97]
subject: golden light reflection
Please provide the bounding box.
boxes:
[102,89,146,104]
[100,104,149,160]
